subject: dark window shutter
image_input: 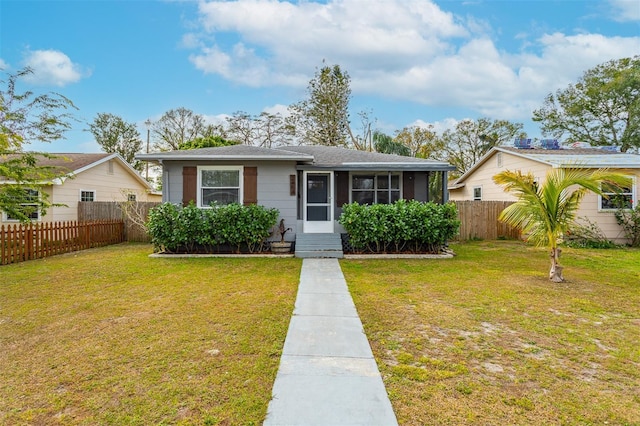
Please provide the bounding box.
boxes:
[182,166,197,206]
[243,167,258,205]
[403,171,415,200]
[335,171,350,206]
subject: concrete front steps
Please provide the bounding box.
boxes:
[295,233,344,258]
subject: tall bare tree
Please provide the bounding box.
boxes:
[225,111,256,146]
[255,112,291,148]
[151,107,207,151]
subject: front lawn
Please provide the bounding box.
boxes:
[341,241,640,425]
[0,244,301,425]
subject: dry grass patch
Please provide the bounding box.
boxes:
[0,244,301,425]
[341,240,640,425]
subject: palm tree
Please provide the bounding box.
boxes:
[493,168,630,282]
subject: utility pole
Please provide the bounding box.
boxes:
[144,119,152,180]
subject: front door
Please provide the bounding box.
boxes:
[303,171,334,233]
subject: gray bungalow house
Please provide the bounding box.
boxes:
[137,145,455,243]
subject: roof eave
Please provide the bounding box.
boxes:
[136,153,314,162]
[297,164,456,171]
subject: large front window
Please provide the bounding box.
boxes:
[198,166,243,207]
[351,173,400,204]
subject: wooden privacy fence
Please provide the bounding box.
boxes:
[78,201,160,242]
[453,200,521,241]
[1,220,124,265]
[76,201,517,243]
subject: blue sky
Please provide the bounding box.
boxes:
[1,0,639,153]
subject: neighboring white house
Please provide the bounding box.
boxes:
[448,146,640,244]
[1,153,161,225]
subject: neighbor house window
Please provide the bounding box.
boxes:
[80,190,95,202]
[497,153,503,168]
[197,166,243,207]
[127,193,137,202]
[351,173,400,204]
[4,189,40,221]
[600,179,635,210]
[473,186,482,201]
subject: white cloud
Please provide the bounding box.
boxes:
[21,49,88,86]
[0,58,8,70]
[188,0,640,123]
[608,0,640,22]
[201,113,229,126]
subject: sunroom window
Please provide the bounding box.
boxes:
[198,166,243,207]
[351,173,400,204]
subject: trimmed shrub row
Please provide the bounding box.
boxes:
[146,202,278,253]
[339,200,460,253]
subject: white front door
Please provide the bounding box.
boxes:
[303,171,334,233]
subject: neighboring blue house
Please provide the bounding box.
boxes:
[138,145,455,240]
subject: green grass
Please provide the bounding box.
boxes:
[341,240,640,425]
[3,240,639,425]
[0,244,301,425]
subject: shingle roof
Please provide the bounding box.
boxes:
[137,145,314,161]
[1,152,151,188]
[277,145,453,170]
[137,144,455,171]
[1,153,113,174]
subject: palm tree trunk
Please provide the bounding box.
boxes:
[549,247,564,282]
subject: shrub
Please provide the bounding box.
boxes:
[146,202,278,253]
[565,217,618,249]
[339,200,460,253]
[614,205,640,247]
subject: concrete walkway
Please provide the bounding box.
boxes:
[264,258,398,426]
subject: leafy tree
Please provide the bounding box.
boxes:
[288,63,353,147]
[494,168,630,282]
[440,118,524,175]
[533,56,640,152]
[151,107,208,151]
[88,113,143,171]
[373,131,410,156]
[178,135,238,150]
[394,125,439,157]
[1,68,77,222]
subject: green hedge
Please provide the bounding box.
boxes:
[338,200,460,253]
[146,202,279,253]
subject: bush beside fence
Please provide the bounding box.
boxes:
[1,220,124,265]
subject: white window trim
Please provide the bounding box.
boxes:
[598,175,636,212]
[79,189,96,202]
[349,172,402,204]
[197,165,244,208]
[3,189,42,222]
